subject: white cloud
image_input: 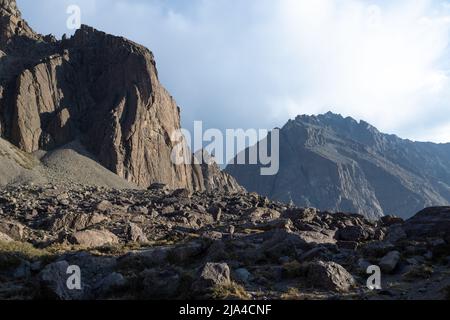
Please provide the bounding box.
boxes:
[18,0,450,143]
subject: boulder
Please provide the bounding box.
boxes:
[283,208,318,222]
[69,229,119,248]
[51,213,107,232]
[379,251,401,274]
[126,223,148,243]
[192,263,231,293]
[247,207,281,224]
[39,261,86,300]
[297,230,336,246]
[0,220,24,241]
[185,211,215,229]
[307,261,356,293]
[96,200,113,213]
[336,225,370,242]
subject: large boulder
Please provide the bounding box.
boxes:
[306,261,356,293]
[192,263,231,294]
[379,251,401,274]
[126,222,148,243]
[69,229,119,248]
[39,261,86,300]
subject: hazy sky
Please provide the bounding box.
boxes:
[17,0,450,143]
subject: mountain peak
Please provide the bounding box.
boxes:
[294,111,354,123]
[290,112,381,141]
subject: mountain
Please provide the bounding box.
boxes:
[0,0,242,192]
[226,112,450,219]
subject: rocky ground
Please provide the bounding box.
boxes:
[0,184,449,300]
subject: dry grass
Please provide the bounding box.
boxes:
[281,287,303,300]
[0,240,153,271]
[0,241,51,269]
[212,281,251,300]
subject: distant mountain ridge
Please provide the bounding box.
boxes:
[226,112,450,219]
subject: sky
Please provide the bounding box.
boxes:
[16,0,450,144]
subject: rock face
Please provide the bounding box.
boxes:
[0,0,242,192]
[226,112,450,219]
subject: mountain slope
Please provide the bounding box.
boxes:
[0,136,43,186]
[0,0,242,192]
[0,136,137,189]
[226,112,450,219]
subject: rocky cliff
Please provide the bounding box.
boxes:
[226,112,450,219]
[0,0,242,192]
